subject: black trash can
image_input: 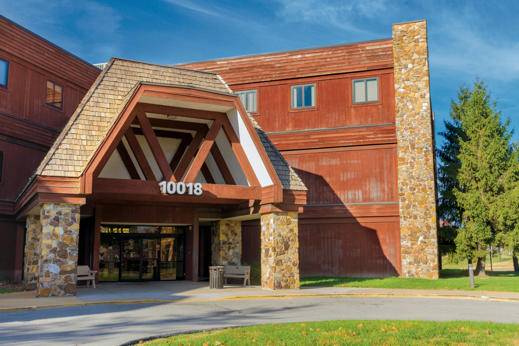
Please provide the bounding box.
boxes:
[209,265,224,289]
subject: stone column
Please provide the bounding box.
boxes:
[24,215,42,290]
[260,212,300,290]
[393,20,439,279]
[38,203,81,297]
[212,220,241,265]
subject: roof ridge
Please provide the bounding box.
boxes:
[110,57,221,76]
[177,37,392,65]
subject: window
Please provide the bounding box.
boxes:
[46,81,63,109]
[0,59,8,87]
[291,84,315,109]
[236,90,257,113]
[353,78,379,103]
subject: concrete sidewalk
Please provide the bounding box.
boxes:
[2,281,519,311]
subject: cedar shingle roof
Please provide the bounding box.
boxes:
[36,58,306,191]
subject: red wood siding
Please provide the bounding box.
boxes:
[299,218,401,277]
[283,146,398,205]
[180,39,393,85]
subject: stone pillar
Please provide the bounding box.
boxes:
[212,220,241,265]
[393,20,439,279]
[38,203,81,297]
[260,212,300,290]
[24,215,42,289]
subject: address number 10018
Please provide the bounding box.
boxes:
[158,181,203,196]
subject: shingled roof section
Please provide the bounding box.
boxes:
[36,58,306,191]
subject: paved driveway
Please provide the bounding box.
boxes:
[1,296,519,345]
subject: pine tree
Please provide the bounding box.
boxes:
[453,81,515,276]
[437,88,469,261]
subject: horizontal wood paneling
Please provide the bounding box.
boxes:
[0,17,99,89]
[267,124,396,151]
[282,146,398,205]
[180,39,393,85]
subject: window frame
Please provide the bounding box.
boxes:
[236,89,258,114]
[290,83,316,110]
[0,59,9,89]
[45,80,64,110]
[352,77,379,105]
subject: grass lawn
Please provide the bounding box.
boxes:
[145,320,519,345]
[301,269,519,292]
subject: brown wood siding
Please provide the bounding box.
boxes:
[180,39,393,85]
[230,71,395,133]
[283,146,398,205]
[299,218,401,277]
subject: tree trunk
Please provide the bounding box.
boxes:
[438,252,443,271]
[475,257,487,277]
[513,255,519,272]
[468,261,475,289]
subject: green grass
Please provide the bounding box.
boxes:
[145,320,519,345]
[0,288,16,294]
[301,269,519,292]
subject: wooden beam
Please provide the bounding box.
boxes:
[173,128,207,181]
[170,136,191,171]
[132,127,192,140]
[184,119,222,183]
[221,120,260,186]
[93,178,262,203]
[144,117,207,132]
[136,112,174,181]
[210,145,235,185]
[138,103,226,121]
[117,143,140,179]
[201,163,215,184]
[125,129,155,181]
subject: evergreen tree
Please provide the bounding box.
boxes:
[437,88,469,261]
[453,81,515,276]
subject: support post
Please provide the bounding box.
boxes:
[37,203,81,297]
[260,212,300,290]
[23,215,41,290]
[191,217,200,281]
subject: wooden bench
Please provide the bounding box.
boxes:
[77,265,97,288]
[223,265,250,286]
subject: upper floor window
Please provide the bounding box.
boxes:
[0,59,8,87]
[46,81,63,109]
[291,84,315,109]
[237,90,257,113]
[353,78,379,104]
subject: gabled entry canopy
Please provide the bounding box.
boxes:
[16,59,306,215]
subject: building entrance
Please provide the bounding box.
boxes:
[99,225,186,282]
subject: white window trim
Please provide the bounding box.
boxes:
[352,77,379,104]
[236,89,258,113]
[291,83,316,109]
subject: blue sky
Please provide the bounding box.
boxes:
[1,0,518,142]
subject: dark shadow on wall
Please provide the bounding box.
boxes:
[241,168,399,278]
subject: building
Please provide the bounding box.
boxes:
[0,16,100,282]
[0,16,438,297]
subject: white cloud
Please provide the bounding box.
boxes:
[273,0,389,36]
[163,0,224,17]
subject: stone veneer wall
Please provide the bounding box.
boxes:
[37,203,81,297]
[393,20,439,279]
[24,215,42,289]
[212,220,242,265]
[260,212,300,289]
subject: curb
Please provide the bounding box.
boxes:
[2,290,519,312]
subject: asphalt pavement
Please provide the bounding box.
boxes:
[1,295,519,345]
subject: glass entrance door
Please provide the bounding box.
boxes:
[100,225,186,282]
